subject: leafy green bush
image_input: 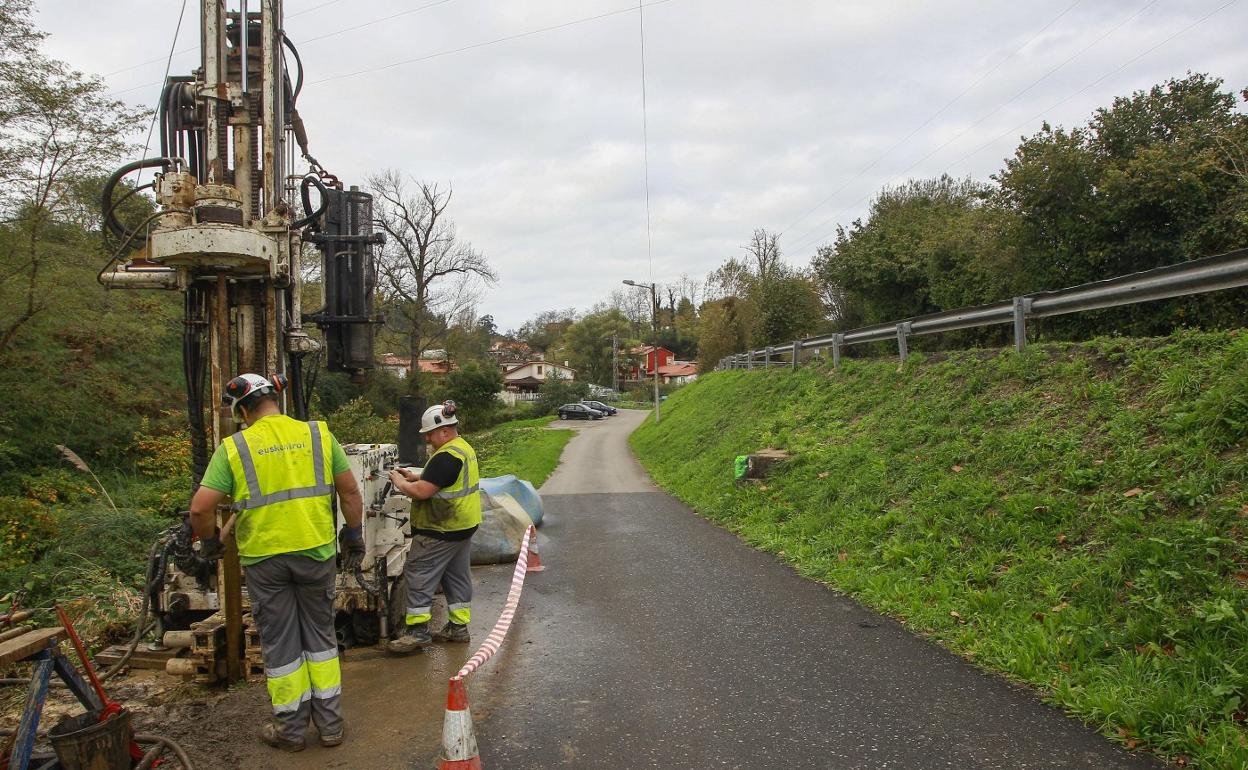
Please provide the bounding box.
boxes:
[431,361,505,430]
[320,397,397,445]
[535,377,590,415]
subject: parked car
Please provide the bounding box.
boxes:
[558,403,604,420]
[581,399,617,416]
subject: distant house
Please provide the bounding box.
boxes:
[627,345,676,381]
[377,353,457,379]
[658,361,699,385]
[487,340,533,365]
[502,360,575,394]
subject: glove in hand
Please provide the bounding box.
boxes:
[339,526,365,570]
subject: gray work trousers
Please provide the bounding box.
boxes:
[244,553,344,741]
[403,534,474,627]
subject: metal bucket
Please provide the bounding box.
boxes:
[47,709,132,770]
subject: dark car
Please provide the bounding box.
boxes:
[558,403,604,420]
[581,399,617,416]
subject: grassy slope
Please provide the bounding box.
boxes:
[474,416,573,488]
[631,331,1248,768]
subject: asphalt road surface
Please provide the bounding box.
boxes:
[464,408,1163,770]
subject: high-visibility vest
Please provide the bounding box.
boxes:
[221,415,336,558]
[415,435,481,532]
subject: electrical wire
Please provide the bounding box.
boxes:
[638,0,654,288]
[943,0,1242,172]
[299,0,455,45]
[309,0,675,86]
[779,0,1083,236]
[786,0,1238,257]
[136,0,189,189]
[785,0,1161,256]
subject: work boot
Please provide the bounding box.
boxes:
[319,725,345,748]
[432,621,470,643]
[259,722,305,752]
[386,622,432,654]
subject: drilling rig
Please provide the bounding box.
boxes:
[98,0,414,684]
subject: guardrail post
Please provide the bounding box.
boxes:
[896,323,911,363]
[1012,297,1033,353]
[747,350,754,371]
[831,334,842,370]
[765,346,773,368]
[792,340,800,369]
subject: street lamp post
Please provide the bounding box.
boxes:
[623,279,661,424]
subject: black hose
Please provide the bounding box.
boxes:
[291,174,328,230]
[282,33,304,102]
[101,158,174,239]
[100,181,154,247]
[134,733,196,770]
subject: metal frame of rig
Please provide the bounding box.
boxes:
[98,0,396,684]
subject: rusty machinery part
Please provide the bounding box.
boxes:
[194,183,245,226]
[100,157,181,244]
[0,729,195,770]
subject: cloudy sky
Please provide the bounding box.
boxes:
[35,0,1248,331]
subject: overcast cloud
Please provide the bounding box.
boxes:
[34,0,1248,331]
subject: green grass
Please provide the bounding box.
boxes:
[472,416,572,488]
[631,330,1248,768]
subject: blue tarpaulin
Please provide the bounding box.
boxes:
[479,474,544,526]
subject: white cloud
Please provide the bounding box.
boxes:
[32,0,1248,329]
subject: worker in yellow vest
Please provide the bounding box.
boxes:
[385,400,481,654]
[188,373,365,752]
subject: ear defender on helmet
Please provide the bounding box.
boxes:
[269,373,288,393]
[442,400,457,417]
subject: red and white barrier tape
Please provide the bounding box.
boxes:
[453,524,535,681]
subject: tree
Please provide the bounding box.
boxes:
[432,361,504,430]
[369,171,497,394]
[560,309,632,387]
[0,0,146,360]
[516,308,577,354]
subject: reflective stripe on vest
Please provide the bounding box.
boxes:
[224,416,336,558]
[231,421,333,511]
[433,445,480,500]
[418,436,481,532]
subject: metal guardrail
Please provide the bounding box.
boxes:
[717,247,1248,370]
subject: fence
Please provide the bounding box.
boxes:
[717,247,1248,371]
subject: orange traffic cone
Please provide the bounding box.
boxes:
[439,678,482,770]
[526,525,545,573]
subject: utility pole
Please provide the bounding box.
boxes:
[612,333,619,394]
[623,279,660,424]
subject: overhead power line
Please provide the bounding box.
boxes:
[308,0,674,86]
[638,0,654,285]
[137,0,189,187]
[101,0,355,78]
[785,0,1162,256]
[779,0,1083,236]
[944,0,1241,172]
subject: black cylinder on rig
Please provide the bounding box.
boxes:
[398,396,427,467]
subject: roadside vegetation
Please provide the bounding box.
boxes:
[475,416,572,489]
[632,331,1248,768]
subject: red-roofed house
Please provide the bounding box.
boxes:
[627,345,675,380]
[378,354,457,379]
[658,361,699,384]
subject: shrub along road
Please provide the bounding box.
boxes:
[472,408,1158,768]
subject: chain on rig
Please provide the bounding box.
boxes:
[97,0,387,683]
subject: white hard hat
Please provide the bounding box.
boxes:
[223,373,286,419]
[420,400,459,433]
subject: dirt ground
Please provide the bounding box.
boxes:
[2,561,520,770]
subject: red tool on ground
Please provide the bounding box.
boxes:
[54,605,146,764]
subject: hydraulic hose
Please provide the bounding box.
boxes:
[291,174,328,230]
[101,158,174,240]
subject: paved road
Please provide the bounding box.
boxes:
[466,409,1162,769]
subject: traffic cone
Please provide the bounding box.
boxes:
[439,678,482,770]
[526,525,545,573]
